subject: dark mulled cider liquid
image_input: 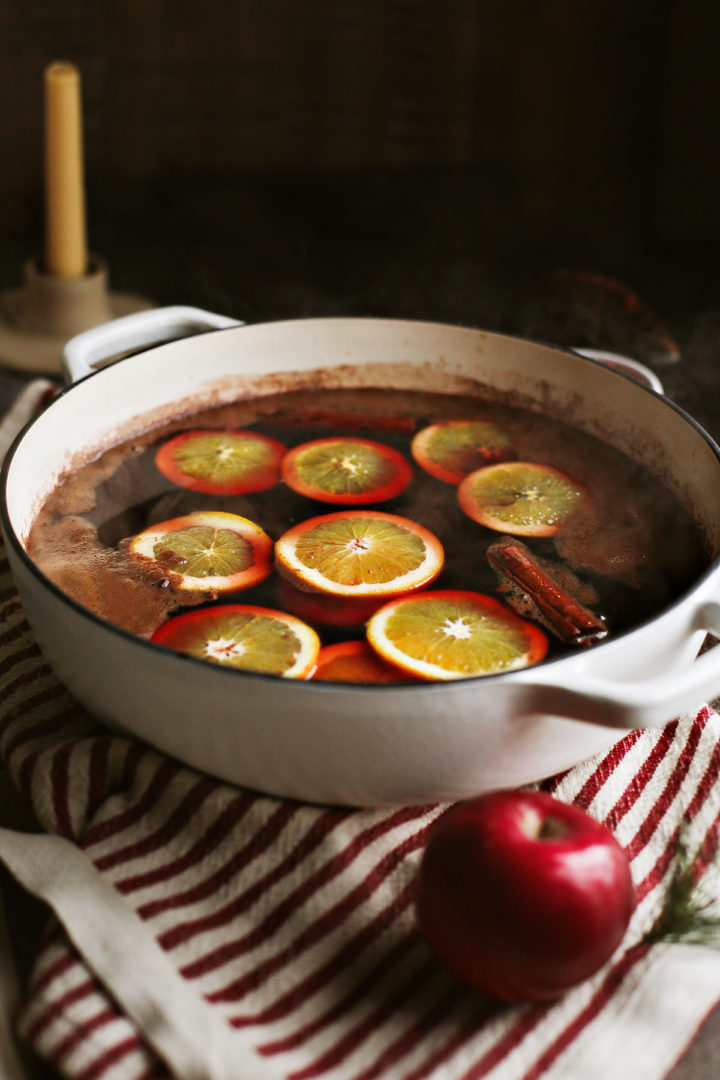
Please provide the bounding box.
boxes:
[26,388,708,671]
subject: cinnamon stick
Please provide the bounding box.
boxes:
[488,537,607,647]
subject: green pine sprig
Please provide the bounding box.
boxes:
[645,831,720,948]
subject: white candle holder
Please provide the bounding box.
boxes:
[0,62,155,374]
[0,256,154,375]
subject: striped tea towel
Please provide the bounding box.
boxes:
[2,383,720,1080]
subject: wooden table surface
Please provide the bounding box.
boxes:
[1,170,719,1078]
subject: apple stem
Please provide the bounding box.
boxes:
[538,816,569,840]
[517,807,569,841]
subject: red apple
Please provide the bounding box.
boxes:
[415,790,635,1003]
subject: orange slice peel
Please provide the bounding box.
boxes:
[276,578,385,627]
[312,640,412,683]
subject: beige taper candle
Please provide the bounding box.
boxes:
[44,61,88,279]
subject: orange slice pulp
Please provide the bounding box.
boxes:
[281,436,413,504]
[366,589,548,680]
[151,604,320,678]
[457,462,588,537]
[275,510,444,598]
[128,511,272,592]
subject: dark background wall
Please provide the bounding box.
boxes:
[1,0,718,351]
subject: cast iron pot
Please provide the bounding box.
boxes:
[2,307,720,806]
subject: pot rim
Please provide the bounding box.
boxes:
[3,315,720,694]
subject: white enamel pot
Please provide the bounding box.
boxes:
[3,307,720,806]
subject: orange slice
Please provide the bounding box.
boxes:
[275,510,444,598]
[312,640,412,683]
[366,589,548,681]
[457,462,587,537]
[155,429,286,494]
[411,420,512,484]
[281,437,412,504]
[128,511,273,592]
[151,604,319,677]
[276,579,385,627]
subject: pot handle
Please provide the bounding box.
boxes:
[62,305,243,384]
[571,347,664,395]
[519,600,720,730]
